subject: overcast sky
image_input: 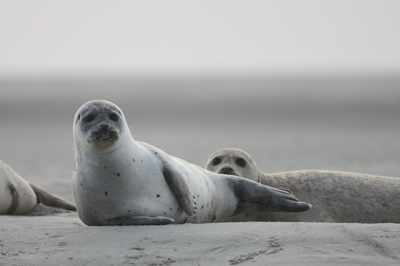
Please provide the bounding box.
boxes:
[1,1,399,78]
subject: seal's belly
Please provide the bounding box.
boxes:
[74,168,182,225]
[73,159,233,225]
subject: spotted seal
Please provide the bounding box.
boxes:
[72,100,311,225]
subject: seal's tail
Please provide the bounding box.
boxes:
[29,183,77,211]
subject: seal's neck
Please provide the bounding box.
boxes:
[78,134,138,169]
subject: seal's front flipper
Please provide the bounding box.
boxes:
[29,183,77,211]
[230,177,311,213]
[105,216,175,226]
[163,164,194,216]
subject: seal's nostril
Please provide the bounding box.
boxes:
[99,124,110,132]
[221,167,232,174]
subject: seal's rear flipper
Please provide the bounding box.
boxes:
[105,216,175,226]
[29,183,77,211]
[229,177,311,213]
[163,164,194,216]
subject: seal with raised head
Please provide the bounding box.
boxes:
[72,100,311,226]
[0,160,76,215]
[206,148,400,223]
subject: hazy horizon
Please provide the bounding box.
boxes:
[1,1,400,78]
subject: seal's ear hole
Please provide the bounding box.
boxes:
[110,113,120,122]
[211,157,221,166]
[235,158,246,168]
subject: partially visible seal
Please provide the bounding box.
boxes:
[206,148,400,223]
[0,160,76,215]
[72,100,311,226]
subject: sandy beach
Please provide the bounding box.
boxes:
[2,214,400,266]
[1,76,400,265]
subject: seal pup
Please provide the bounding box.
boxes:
[206,148,400,223]
[72,100,311,226]
[0,160,76,215]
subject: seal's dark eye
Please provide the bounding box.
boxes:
[211,157,221,166]
[83,115,95,123]
[110,113,119,122]
[235,158,246,168]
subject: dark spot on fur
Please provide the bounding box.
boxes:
[114,173,120,177]
[194,216,197,220]
[201,206,204,210]
[211,215,217,222]
[193,211,196,214]
[170,208,173,211]
[155,152,158,154]
[141,160,143,162]
[183,218,188,223]
[95,211,97,214]
[197,194,199,198]
[105,191,108,196]
[133,158,135,162]
[164,212,166,215]
[127,210,131,213]
[156,194,160,198]
[104,166,107,169]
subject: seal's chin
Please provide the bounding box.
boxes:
[87,132,120,150]
[91,138,116,144]
[87,137,120,152]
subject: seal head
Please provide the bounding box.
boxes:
[74,100,126,153]
[206,148,261,182]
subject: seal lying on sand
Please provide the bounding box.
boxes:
[206,148,400,223]
[72,100,311,226]
[0,160,76,215]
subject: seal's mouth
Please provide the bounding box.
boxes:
[87,126,120,145]
[88,137,116,144]
[218,167,237,176]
